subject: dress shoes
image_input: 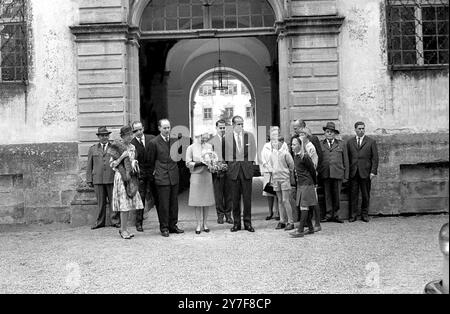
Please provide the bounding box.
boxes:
[91,224,104,230]
[230,225,241,232]
[349,217,358,223]
[314,226,322,232]
[161,230,170,237]
[136,225,144,232]
[244,226,255,232]
[362,216,370,222]
[225,217,234,224]
[321,217,331,223]
[274,216,280,221]
[305,229,315,235]
[284,223,295,231]
[275,222,286,230]
[289,230,304,238]
[169,226,184,234]
[217,217,224,224]
[111,223,121,228]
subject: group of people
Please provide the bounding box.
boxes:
[86,116,379,240]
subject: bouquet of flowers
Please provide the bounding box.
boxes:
[201,151,228,174]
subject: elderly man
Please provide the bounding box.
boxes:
[131,121,156,232]
[347,121,379,222]
[318,122,349,223]
[87,126,120,229]
[148,119,184,237]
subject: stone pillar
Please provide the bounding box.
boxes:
[278,0,344,135]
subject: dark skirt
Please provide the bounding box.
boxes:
[296,184,318,208]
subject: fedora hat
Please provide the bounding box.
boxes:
[323,122,340,134]
[120,125,133,137]
[96,126,112,135]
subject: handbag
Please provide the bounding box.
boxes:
[263,174,276,195]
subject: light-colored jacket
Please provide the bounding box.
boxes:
[185,142,213,174]
[260,141,288,173]
[305,141,318,170]
[270,147,294,182]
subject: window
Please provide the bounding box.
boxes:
[199,84,214,96]
[246,106,253,118]
[241,84,250,95]
[203,108,212,120]
[140,0,275,31]
[386,0,449,68]
[0,0,27,83]
[220,83,238,95]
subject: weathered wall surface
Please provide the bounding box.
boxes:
[337,0,449,135]
[0,143,79,224]
[0,0,79,145]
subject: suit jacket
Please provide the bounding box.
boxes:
[347,136,379,179]
[208,134,225,161]
[149,134,179,186]
[86,142,115,185]
[318,139,349,180]
[131,134,155,172]
[223,131,256,180]
[309,134,323,167]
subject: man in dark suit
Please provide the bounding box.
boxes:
[131,121,156,232]
[148,119,184,237]
[347,121,379,222]
[318,122,349,223]
[209,119,233,225]
[86,126,120,229]
[223,116,257,232]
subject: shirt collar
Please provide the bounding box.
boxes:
[357,135,365,141]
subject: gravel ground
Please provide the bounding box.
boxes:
[0,194,447,294]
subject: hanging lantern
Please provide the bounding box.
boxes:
[212,38,228,91]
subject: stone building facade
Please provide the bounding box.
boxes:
[0,0,448,225]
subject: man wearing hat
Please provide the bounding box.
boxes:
[318,122,349,223]
[87,126,120,229]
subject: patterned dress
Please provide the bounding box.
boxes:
[111,143,144,212]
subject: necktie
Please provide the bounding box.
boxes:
[237,133,242,151]
[102,144,106,152]
[328,140,332,148]
[140,138,145,147]
[357,137,361,147]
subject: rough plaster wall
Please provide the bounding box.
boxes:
[0,0,79,145]
[337,0,449,135]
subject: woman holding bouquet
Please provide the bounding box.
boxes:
[110,125,144,240]
[186,132,216,234]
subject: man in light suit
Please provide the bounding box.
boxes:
[131,121,156,232]
[209,119,233,225]
[86,126,120,229]
[148,119,184,237]
[318,122,349,223]
[347,122,379,222]
[223,116,257,232]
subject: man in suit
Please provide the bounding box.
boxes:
[347,121,379,222]
[148,119,184,237]
[209,119,233,225]
[86,126,120,229]
[318,122,349,223]
[131,121,156,232]
[223,116,257,232]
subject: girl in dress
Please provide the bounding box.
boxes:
[289,135,318,238]
[110,125,144,239]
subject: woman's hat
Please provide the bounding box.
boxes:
[120,125,133,137]
[96,126,112,135]
[323,122,340,134]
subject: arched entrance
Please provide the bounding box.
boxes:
[189,68,257,138]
